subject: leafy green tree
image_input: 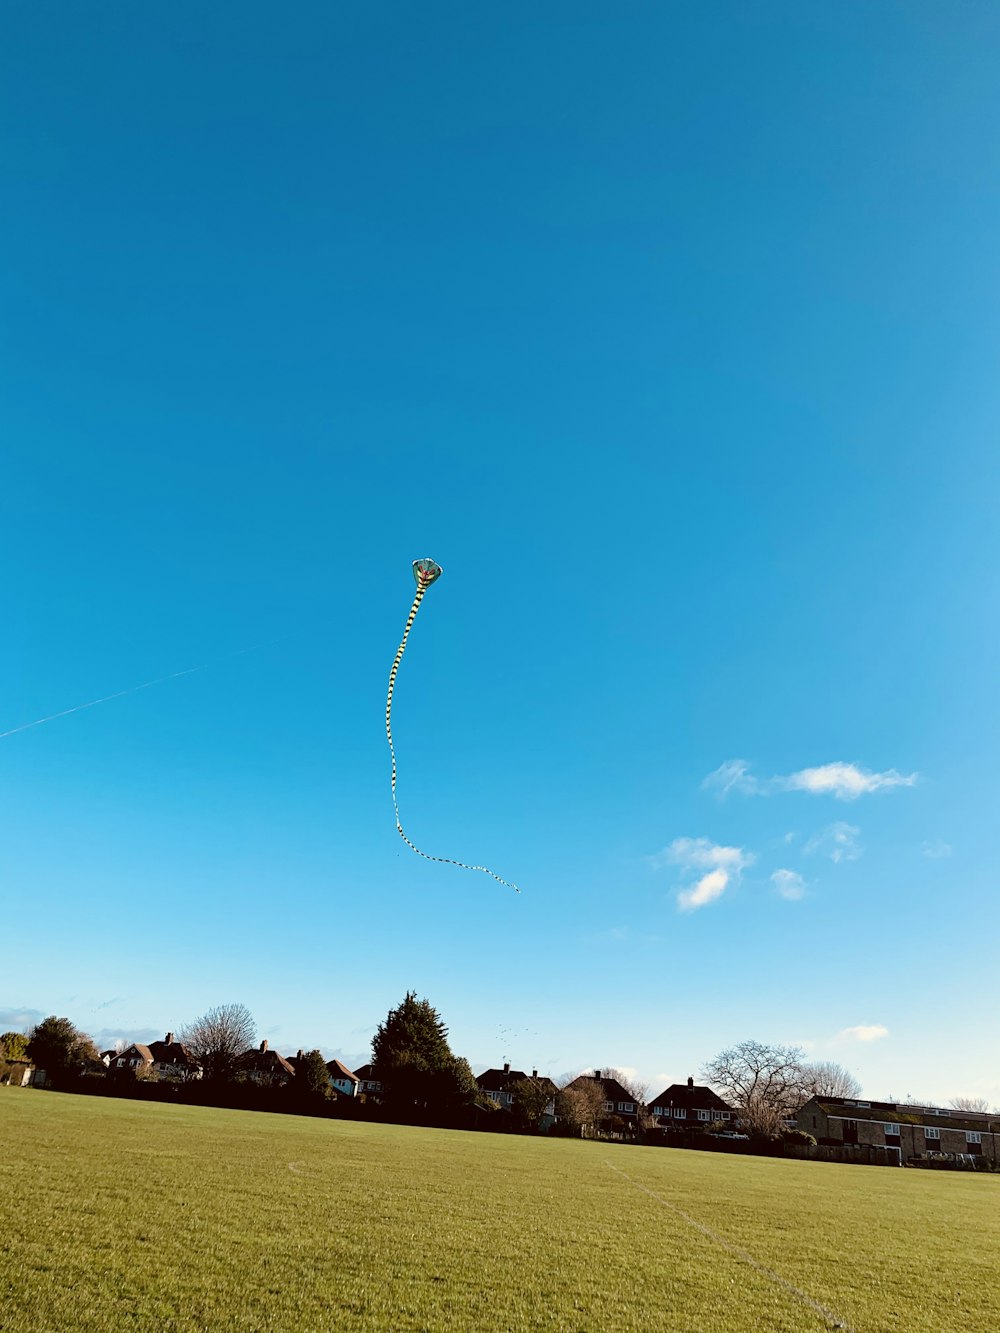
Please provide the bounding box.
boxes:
[26,1016,97,1083]
[294,1050,332,1100]
[371,992,476,1114]
[510,1077,552,1131]
[0,1032,28,1062]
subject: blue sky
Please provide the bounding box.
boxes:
[2,2,998,1105]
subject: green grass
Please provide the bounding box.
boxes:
[2,1089,998,1332]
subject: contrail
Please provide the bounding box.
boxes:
[0,644,262,742]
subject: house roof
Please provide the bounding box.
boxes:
[352,1063,379,1081]
[326,1059,360,1082]
[118,1043,154,1063]
[148,1038,199,1067]
[565,1073,639,1106]
[649,1083,733,1114]
[805,1096,998,1133]
[240,1046,295,1077]
[476,1067,558,1095]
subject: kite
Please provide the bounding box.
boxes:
[385,557,519,892]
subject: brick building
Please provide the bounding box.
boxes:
[798,1096,1000,1165]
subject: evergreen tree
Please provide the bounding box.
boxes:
[371,992,475,1116]
[294,1050,332,1100]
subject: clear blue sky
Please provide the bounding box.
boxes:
[3,2,998,1104]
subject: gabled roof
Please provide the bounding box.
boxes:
[476,1068,558,1095]
[352,1063,379,1081]
[649,1083,733,1114]
[326,1059,360,1082]
[566,1073,638,1106]
[240,1046,295,1077]
[116,1043,154,1064]
[148,1038,199,1067]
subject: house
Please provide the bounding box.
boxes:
[239,1039,295,1086]
[476,1063,557,1117]
[107,1033,201,1081]
[352,1063,382,1099]
[326,1059,360,1097]
[563,1070,642,1128]
[648,1076,735,1129]
[798,1096,1000,1165]
[147,1033,201,1080]
[109,1043,155,1074]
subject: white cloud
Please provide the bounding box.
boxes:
[651,837,753,912]
[679,868,730,911]
[771,868,806,900]
[701,759,760,797]
[703,759,918,802]
[836,1024,889,1043]
[804,821,862,863]
[922,838,952,860]
[782,763,917,800]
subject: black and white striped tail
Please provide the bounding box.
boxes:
[385,560,519,893]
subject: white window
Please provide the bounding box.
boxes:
[618,1102,634,1113]
[487,1091,501,1103]
[925,1127,940,1140]
[604,1101,614,1112]
[697,1110,710,1121]
[653,1106,663,1116]
[967,1132,982,1145]
[883,1123,901,1136]
[720,1111,731,1120]
[673,1107,686,1119]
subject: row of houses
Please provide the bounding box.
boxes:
[30,1033,999,1166]
[104,1034,366,1095]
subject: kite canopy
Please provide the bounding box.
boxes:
[412,557,443,588]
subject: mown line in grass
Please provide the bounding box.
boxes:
[603,1158,852,1333]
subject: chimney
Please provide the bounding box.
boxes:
[260,1040,268,1052]
[687,1076,694,1088]
[531,1069,538,1079]
[297,1049,304,1061]
[503,1061,510,1075]
[165,1032,174,1045]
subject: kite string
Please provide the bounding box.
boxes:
[0,643,266,742]
[385,582,519,893]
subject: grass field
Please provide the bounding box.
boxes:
[2,1089,998,1332]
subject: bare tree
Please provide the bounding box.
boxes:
[800,1061,862,1100]
[702,1040,804,1138]
[606,1068,649,1107]
[605,1068,654,1130]
[556,1074,608,1137]
[180,1003,255,1083]
[950,1095,991,1113]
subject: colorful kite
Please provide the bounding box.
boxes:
[385,558,519,892]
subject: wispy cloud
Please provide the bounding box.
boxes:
[804,822,861,863]
[704,759,918,802]
[650,837,753,912]
[922,838,952,860]
[836,1024,889,1043]
[0,1006,44,1033]
[771,868,806,900]
[701,759,759,797]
